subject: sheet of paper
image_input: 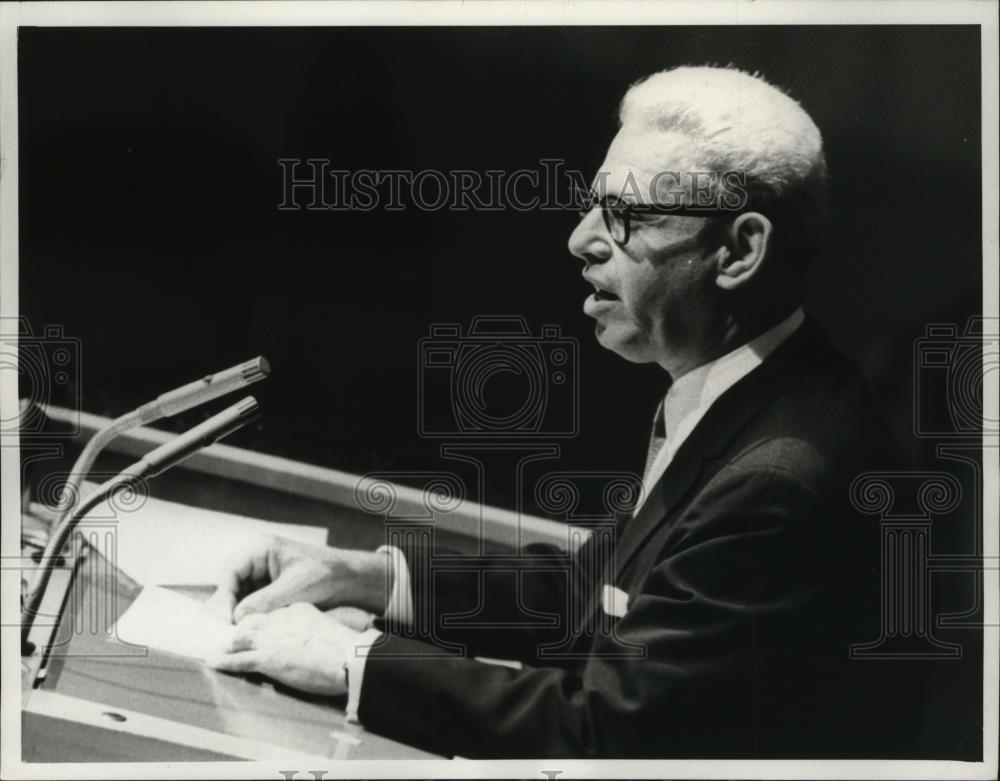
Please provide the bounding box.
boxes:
[80,483,327,586]
[114,585,236,661]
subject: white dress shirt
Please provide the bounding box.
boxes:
[343,545,413,723]
[633,307,805,514]
[344,307,805,723]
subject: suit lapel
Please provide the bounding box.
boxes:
[612,317,826,579]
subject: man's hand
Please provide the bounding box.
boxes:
[207,603,365,696]
[206,534,390,623]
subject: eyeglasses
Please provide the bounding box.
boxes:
[579,195,745,246]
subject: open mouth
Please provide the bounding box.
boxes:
[593,289,620,302]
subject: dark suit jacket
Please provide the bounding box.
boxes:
[359,316,924,758]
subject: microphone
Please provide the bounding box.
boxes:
[53,357,270,520]
[133,396,260,477]
[141,357,270,419]
[22,397,262,648]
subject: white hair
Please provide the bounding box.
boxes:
[619,65,830,264]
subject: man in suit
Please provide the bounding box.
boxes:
[209,66,919,757]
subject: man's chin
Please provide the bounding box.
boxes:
[594,323,655,364]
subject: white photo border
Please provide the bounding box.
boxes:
[1,2,996,779]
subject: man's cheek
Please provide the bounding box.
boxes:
[621,295,654,333]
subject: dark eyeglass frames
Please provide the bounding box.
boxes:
[578,195,745,245]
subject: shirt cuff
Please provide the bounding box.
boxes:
[375,544,414,629]
[344,627,383,724]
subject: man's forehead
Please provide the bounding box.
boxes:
[592,128,702,198]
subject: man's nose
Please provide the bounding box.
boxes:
[567,208,612,266]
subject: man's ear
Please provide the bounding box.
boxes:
[714,212,773,291]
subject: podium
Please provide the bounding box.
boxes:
[22,546,436,761]
[20,405,575,762]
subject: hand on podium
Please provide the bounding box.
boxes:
[208,602,359,696]
[206,534,391,623]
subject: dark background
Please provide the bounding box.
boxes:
[18,26,982,484]
[16,26,985,760]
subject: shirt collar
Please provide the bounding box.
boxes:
[662,308,805,440]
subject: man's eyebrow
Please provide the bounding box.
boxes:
[577,187,614,204]
[587,180,651,204]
